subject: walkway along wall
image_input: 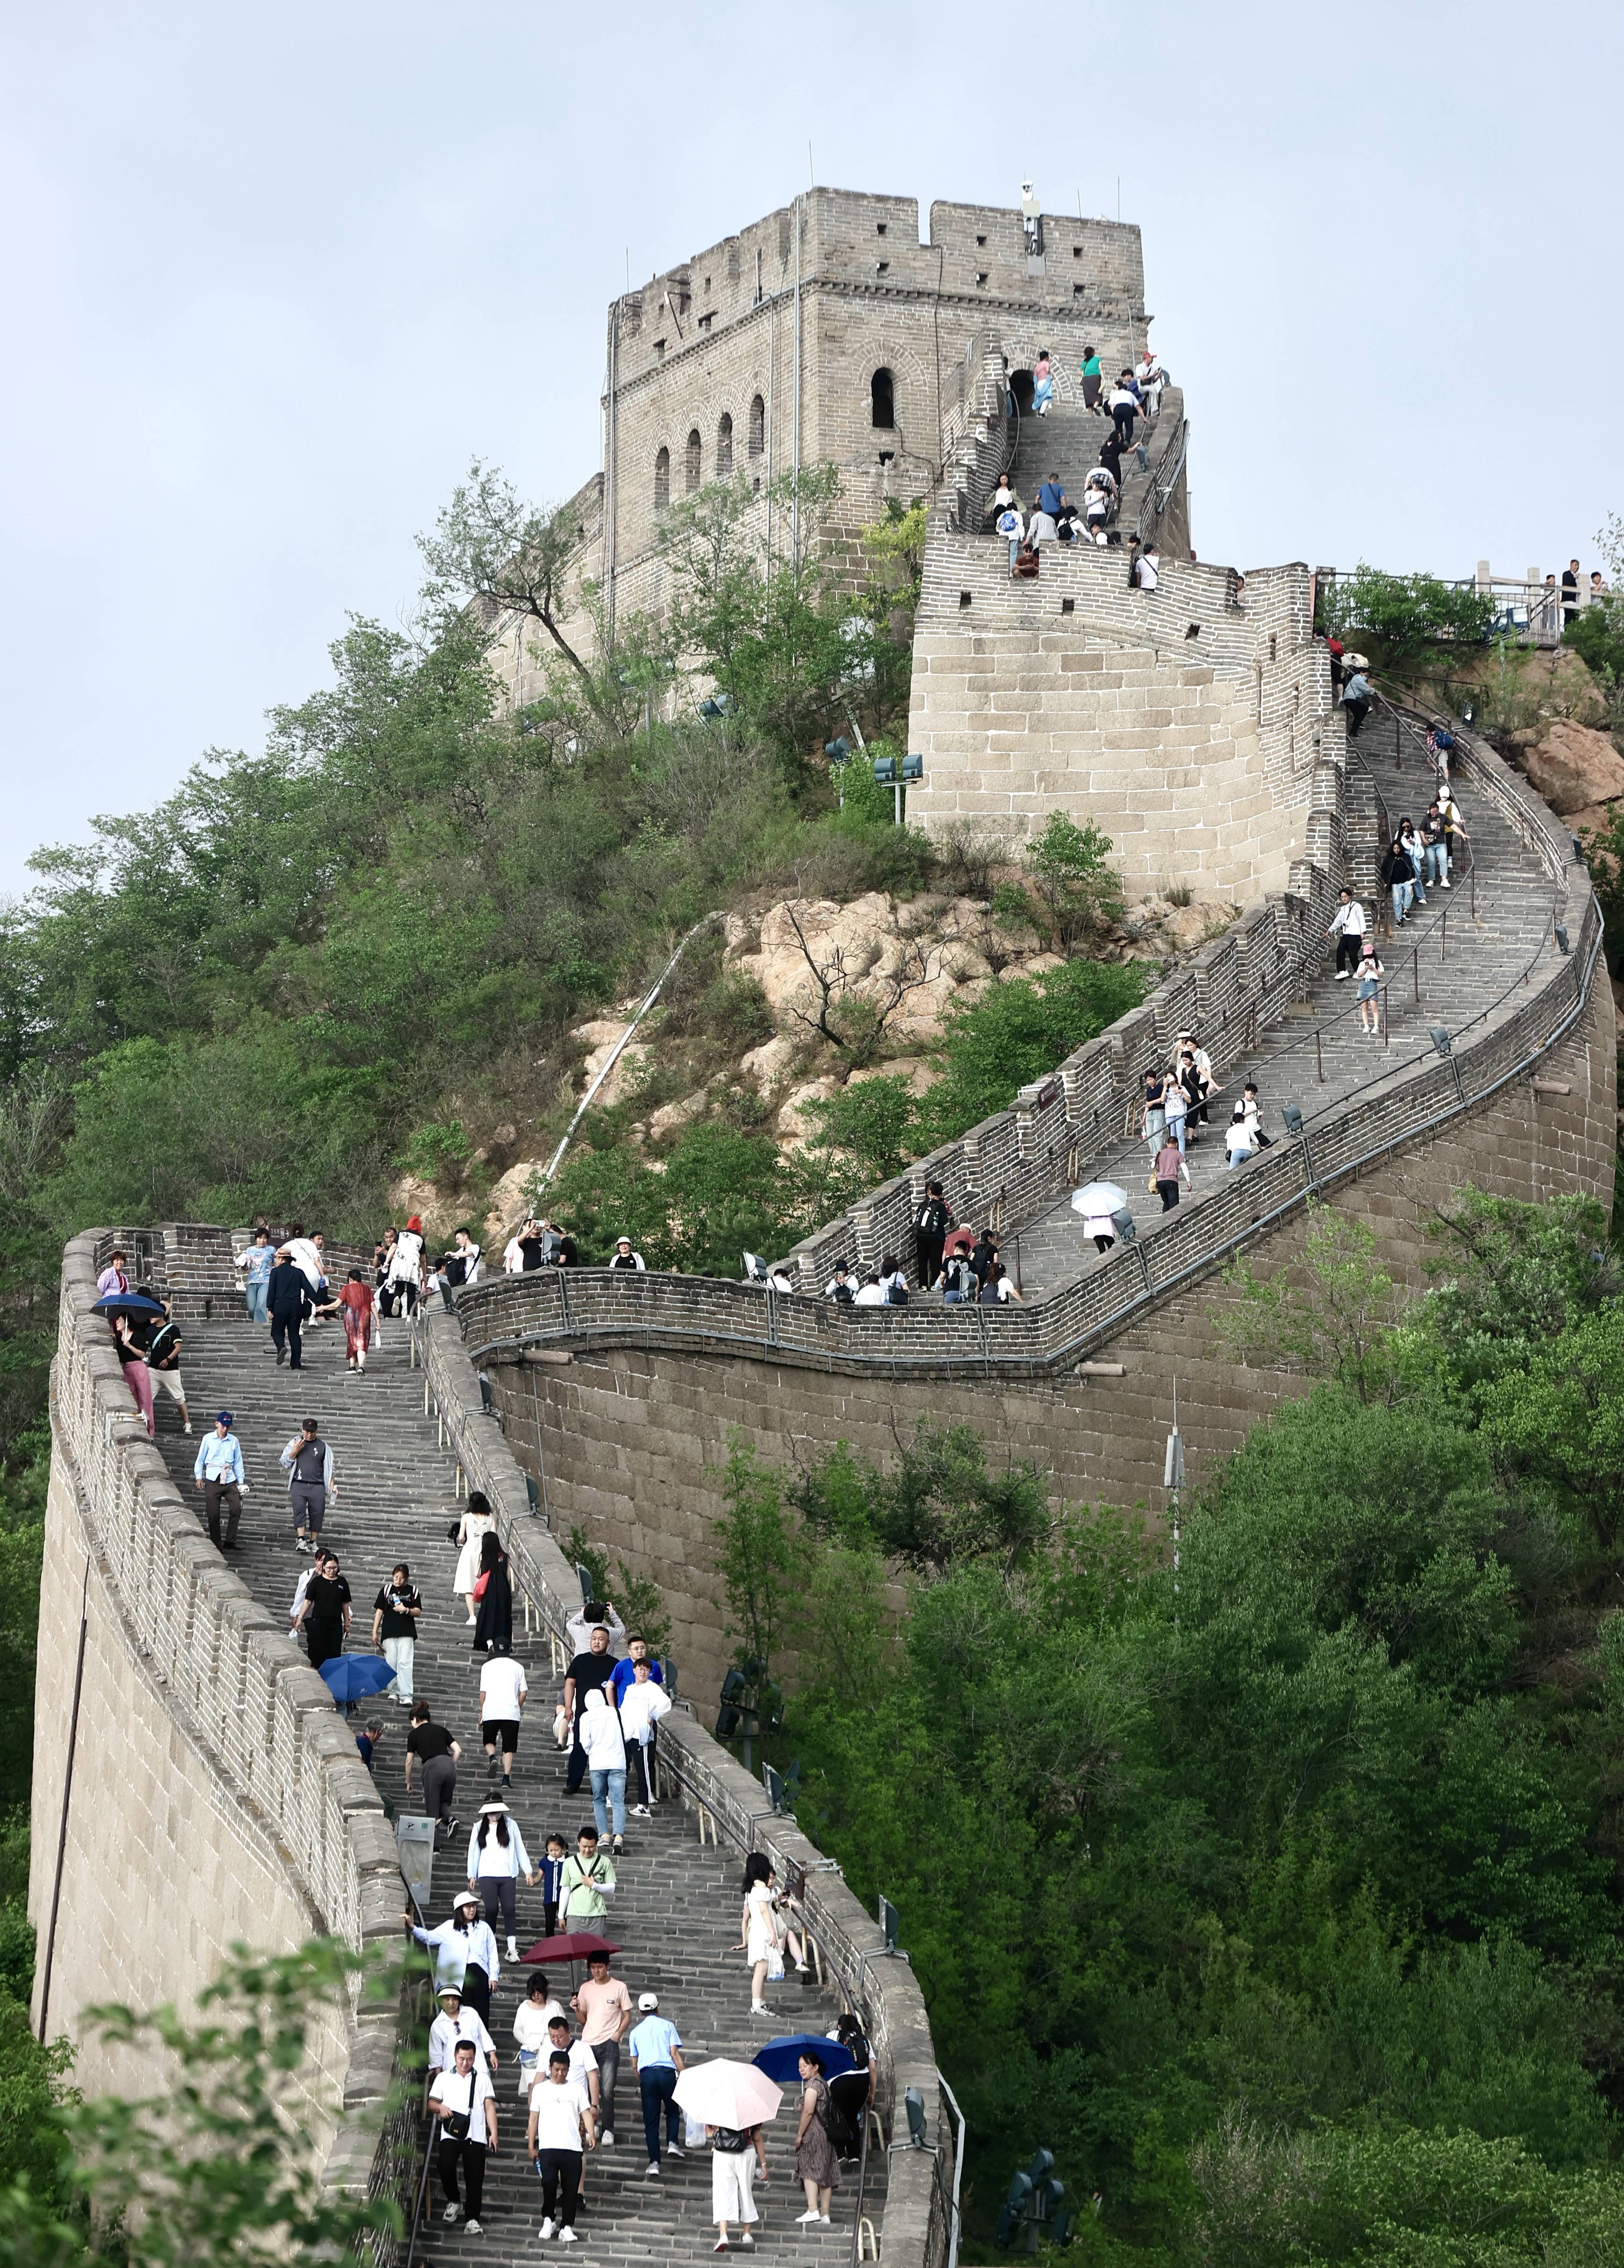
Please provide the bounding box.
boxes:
[457,722,1613,1702]
[33,1236,948,2268]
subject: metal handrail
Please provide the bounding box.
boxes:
[1133,415,1188,550]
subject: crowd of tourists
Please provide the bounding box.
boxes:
[987,345,1167,581]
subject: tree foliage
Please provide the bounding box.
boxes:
[1317,564,1499,667]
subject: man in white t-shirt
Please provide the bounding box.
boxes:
[430,2039,498,2233]
[478,1649,529,1786]
[529,2039,597,2239]
[429,1985,498,2075]
[1325,888,1368,979]
[1133,545,1160,591]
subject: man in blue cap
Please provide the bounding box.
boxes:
[194,1410,246,1548]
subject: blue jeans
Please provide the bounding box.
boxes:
[590,1766,626,1839]
[1391,881,1413,924]
[246,1278,268,1325]
[640,2065,681,2165]
[1424,842,1447,885]
[1008,537,1021,571]
[1166,1115,1187,1154]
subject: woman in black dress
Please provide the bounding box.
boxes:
[472,1532,513,1655]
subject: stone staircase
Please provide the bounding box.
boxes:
[1005,387,1165,542]
[151,1314,864,2266]
[1007,731,1558,1296]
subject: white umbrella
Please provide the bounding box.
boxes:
[672,2060,785,2129]
[1072,1182,1129,1215]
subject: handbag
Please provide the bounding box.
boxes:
[766,1945,785,1981]
[447,1520,462,1543]
[473,1571,490,1601]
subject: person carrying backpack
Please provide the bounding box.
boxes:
[913,1183,953,1290]
[996,498,1026,574]
[937,1251,977,1304]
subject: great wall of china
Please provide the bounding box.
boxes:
[30,187,1616,2262]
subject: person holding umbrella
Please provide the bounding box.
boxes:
[673,2062,782,2254]
[1071,1181,1128,1256]
[793,2048,840,2226]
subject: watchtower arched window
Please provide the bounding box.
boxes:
[871,367,895,428]
[654,447,670,509]
[716,412,733,477]
[686,429,702,493]
[748,395,765,457]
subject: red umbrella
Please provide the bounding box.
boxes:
[518,1931,620,1965]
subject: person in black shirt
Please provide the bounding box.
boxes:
[562,1622,618,1796]
[554,1229,578,1267]
[406,1702,462,1836]
[971,1230,1000,1288]
[518,1220,546,1270]
[912,1182,953,1294]
[266,1255,308,1369]
[294,1553,351,1674]
[372,1563,423,1707]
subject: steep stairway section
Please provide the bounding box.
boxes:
[152,1316,858,2268]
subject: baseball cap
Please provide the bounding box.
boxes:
[638,1993,659,2011]
[217,1409,233,1425]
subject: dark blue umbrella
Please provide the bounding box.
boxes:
[751,2033,856,2084]
[319,1654,398,1710]
[92,1292,168,1319]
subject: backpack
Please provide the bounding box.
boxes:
[831,1282,854,1305]
[996,509,1020,537]
[947,1258,975,1298]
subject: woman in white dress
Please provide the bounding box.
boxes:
[737,1852,782,2017]
[454,1489,496,1623]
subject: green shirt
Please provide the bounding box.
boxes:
[561,1852,616,1921]
[1082,354,1102,378]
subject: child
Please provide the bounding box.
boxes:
[540,1832,567,1938]
[340,1269,373,1372]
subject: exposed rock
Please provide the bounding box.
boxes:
[723,912,758,957]
[1567,804,1617,842]
[777,1076,841,1144]
[648,1089,710,1140]
[1161,901,1237,952]
[570,1019,649,1107]
[493,1123,517,1146]
[482,1160,547,1243]
[732,894,895,1021]
[387,1175,459,1240]
[739,1034,802,1087]
[1511,720,1624,816]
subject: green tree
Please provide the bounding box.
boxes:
[920,958,1146,1142]
[710,1435,808,1679]
[1022,813,1126,953]
[1217,1206,1410,1405]
[1318,563,1499,668]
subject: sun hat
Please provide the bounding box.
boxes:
[437,1985,464,2002]
[454,1890,483,1910]
[478,1800,509,1816]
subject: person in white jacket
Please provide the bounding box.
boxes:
[617,1657,672,1819]
[429,1984,498,2075]
[467,1799,537,1962]
[578,1688,629,1852]
[408,1890,501,2025]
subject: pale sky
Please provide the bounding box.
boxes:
[2,0,1617,894]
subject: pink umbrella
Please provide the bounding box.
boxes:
[673,2060,785,2129]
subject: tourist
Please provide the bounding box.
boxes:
[879,1255,909,1303]
[280,1417,335,1555]
[110,1306,156,1437]
[1591,570,1607,606]
[1026,496,1059,550]
[852,1272,887,1306]
[563,1621,620,1796]
[1397,817,1429,906]
[95,1247,130,1300]
[1356,938,1386,1037]
[1421,801,1449,891]
[292,1547,351,1673]
[141,1296,191,1435]
[280,1223,325,1304]
[629,1990,686,2177]
[1031,351,1054,416]
[1132,544,1159,591]
[1037,471,1066,519]
[193,1408,245,1549]
[356,1717,385,1768]
[1079,343,1104,415]
[937,1244,977,1303]
[1425,720,1456,791]
[546,2010,603,2129]
[409,1888,501,2025]
[1562,560,1581,627]
[913,1181,953,1292]
[468,1797,536,1964]
[708,2111,767,2254]
[514,1970,569,2100]
[529,2049,594,2243]
[235,1227,274,1325]
[978,1260,1022,1303]
[1438,788,1469,883]
[1224,1105,1254,1171]
[372,1561,422,1705]
[1082,464,1116,543]
[405,1701,461,1838]
[560,1824,616,1936]
[540,1832,567,1936]
[618,1656,672,1820]
[266,1247,308,1369]
[608,1237,646,1272]
[970,1227,1000,1288]
[1080,1201,1116,1255]
[450,1227,483,1286]
[1135,346,1165,417]
[1153,1133,1192,1212]
[572,1946,634,2148]
[823,1263,856,1303]
[430,2038,497,2236]
[382,1214,426,1317]
[1108,373,1138,446]
[454,1488,497,1624]
[473,1532,515,1657]
[740,1852,782,2018]
[996,494,1026,574]
[793,2047,840,2227]
[1326,887,1367,979]
[578,1687,629,1851]
[1163,1069,1189,1156]
[478,1641,527,1790]
[1382,833,1417,927]
[983,474,1017,531]
[1341,661,1374,738]
[1241,1082,1273,1150]
[430,1983,498,2077]
[1142,1064,1168,1153]
[340,1270,373,1371]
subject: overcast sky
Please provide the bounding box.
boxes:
[2,0,1618,895]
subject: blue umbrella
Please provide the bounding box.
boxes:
[318,1654,398,1710]
[752,2033,856,2084]
[92,1292,168,1319]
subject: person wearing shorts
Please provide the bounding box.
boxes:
[478,1647,528,1789]
[144,1302,192,1435]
